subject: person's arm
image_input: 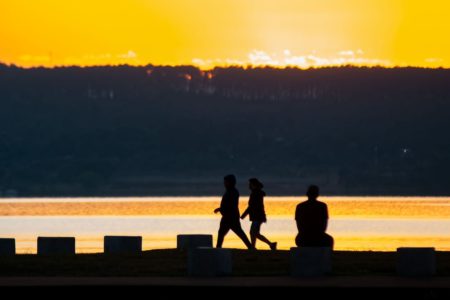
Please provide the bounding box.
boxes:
[241,194,253,219]
[296,220,301,232]
[295,206,302,232]
[214,194,225,214]
[241,207,250,219]
[320,205,329,232]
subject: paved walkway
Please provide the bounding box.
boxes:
[0,276,449,287]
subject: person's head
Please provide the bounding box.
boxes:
[224,174,237,189]
[306,185,319,200]
[248,178,264,191]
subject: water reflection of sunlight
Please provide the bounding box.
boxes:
[1,197,450,219]
[1,197,450,253]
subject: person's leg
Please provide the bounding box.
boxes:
[256,233,273,246]
[249,222,258,248]
[231,222,254,249]
[216,219,230,248]
[295,234,301,247]
[323,233,334,249]
[251,222,273,246]
[296,234,312,247]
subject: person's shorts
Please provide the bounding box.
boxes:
[250,221,263,234]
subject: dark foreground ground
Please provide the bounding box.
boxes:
[1,250,450,298]
[1,250,450,277]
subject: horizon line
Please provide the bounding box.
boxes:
[2,62,450,71]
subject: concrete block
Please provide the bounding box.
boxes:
[37,237,75,255]
[290,247,332,277]
[177,234,213,250]
[397,247,436,277]
[0,238,15,255]
[188,247,232,277]
[104,236,142,254]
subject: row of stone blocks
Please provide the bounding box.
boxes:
[187,247,437,278]
[0,234,207,255]
[0,234,210,255]
[0,235,438,278]
[185,247,334,278]
[0,236,142,255]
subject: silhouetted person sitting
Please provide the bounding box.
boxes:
[295,185,334,248]
[214,174,254,249]
[241,178,277,250]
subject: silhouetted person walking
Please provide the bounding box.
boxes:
[214,175,254,249]
[295,185,334,248]
[241,178,277,250]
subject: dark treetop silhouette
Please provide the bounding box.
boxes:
[214,175,253,249]
[295,185,334,248]
[241,178,277,250]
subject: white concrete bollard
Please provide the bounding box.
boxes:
[104,236,142,254]
[187,247,232,277]
[0,238,15,255]
[37,237,75,255]
[290,247,332,277]
[177,234,213,250]
[397,247,436,277]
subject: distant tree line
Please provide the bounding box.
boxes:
[0,64,449,196]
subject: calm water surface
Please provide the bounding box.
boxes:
[0,196,449,253]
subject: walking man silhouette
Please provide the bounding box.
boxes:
[214,174,254,249]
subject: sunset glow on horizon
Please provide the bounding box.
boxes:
[1,0,450,69]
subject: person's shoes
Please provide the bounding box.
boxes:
[270,242,277,251]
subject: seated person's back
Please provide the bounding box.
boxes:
[295,185,334,248]
[296,200,328,235]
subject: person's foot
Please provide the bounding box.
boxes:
[270,242,277,251]
[247,244,257,251]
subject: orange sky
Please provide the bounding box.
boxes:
[1,0,449,68]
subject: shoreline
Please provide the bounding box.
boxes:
[4,192,450,198]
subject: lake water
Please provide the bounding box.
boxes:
[0,196,449,253]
